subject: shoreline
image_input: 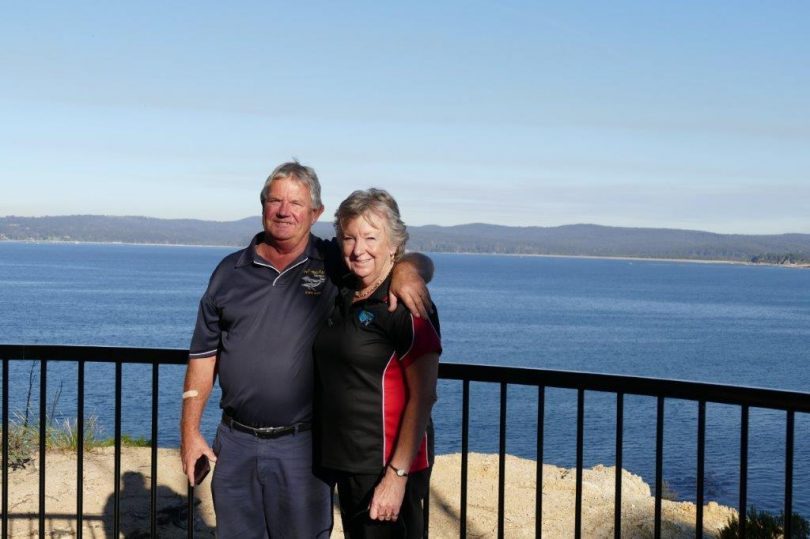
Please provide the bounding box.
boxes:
[3,239,809,269]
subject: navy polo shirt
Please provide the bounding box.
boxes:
[314,275,441,474]
[189,232,342,427]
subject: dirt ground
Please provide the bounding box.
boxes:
[2,449,735,538]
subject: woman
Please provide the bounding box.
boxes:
[314,188,441,538]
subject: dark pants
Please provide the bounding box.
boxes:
[335,468,431,539]
[211,422,333,538]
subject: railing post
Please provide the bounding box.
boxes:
[39,360,47,538]
[460,380,469,539]
[739,405,749,539]
[614,392,623,539]
[151,362,159,538]
[784,409,794,539]
[113,362,122,538]
[497,383,507,539]
[696,400,706,538]
[536,385,544,538]
[654,396,664,539]
[77,360,85,539]
[188,483,195,537]
[2,358,8,539]
[575,388,584,539]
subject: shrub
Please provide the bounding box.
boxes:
[719,507,810,539]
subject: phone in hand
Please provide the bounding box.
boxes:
[193,455,210,485]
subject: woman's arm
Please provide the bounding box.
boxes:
[368,352,440,521]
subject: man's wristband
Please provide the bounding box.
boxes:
[388,463,408,477]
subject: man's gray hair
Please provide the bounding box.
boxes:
[260,161,323,209]
[334,188,409,259]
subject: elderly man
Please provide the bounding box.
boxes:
[180,161,431,538]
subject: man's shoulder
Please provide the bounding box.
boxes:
[206,240,255,285]
[308,234,346,280]
[215,247,248,272]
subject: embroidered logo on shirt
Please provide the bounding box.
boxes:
[358,309,375,327]
[301,271,326,295]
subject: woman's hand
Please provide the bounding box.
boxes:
[369,468,408,521]
[389,253,433,318]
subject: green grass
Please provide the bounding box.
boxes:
[1,414,152,470]
[93,433,152,448]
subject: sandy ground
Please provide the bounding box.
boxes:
[2,448,735,538]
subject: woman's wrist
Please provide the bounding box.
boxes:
[387,462,409,478]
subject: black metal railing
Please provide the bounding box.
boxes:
[440,363,810,539]
[2,344,810,539]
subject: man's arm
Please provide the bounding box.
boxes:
[180,355,218,486]
[389,252,434,318]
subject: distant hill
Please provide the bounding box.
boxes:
[2,215,809,264]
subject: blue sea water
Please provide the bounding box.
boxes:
[1,241,809,514]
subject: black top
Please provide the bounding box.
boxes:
[189,233,343,427]
[314,274,441,474]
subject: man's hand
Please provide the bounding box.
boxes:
[181,430,217,486]
[368,468,407,521]
[389,253,433,318]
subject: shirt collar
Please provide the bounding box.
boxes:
[235,232,326,268]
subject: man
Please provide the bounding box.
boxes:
[180,161,431,538]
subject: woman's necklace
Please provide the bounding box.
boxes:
[354,261,393,301]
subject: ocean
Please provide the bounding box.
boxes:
[1,241,809,514]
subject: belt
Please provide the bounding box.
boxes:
[221,413,311,439]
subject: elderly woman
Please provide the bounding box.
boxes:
[314,188,441,538]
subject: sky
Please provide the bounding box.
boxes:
[1,1,809,234]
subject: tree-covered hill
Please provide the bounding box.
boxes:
[2,215,809,264]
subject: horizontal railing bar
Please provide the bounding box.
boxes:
[0,344,188,365]
[439,363,810,412]
[3,346,810,412]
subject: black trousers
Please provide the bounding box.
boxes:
[335,468,431,539]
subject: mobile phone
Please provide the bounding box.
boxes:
[194,455,210,485]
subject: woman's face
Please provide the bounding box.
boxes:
[340,212,397,286]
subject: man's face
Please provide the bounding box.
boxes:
[262,178,324,246]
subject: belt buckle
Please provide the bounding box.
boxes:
[257,425,282,437]
[255,425,291,438]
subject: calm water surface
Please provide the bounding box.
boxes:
[1,242,809,513]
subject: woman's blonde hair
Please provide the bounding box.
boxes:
[334,188,409,259]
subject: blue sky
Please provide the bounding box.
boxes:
[2,1,808,233]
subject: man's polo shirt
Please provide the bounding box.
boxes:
[314,275,441,475]
[189,232,341,428]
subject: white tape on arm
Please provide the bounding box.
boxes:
[182,390,199,400]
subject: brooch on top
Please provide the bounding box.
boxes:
[358,310,375,327]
